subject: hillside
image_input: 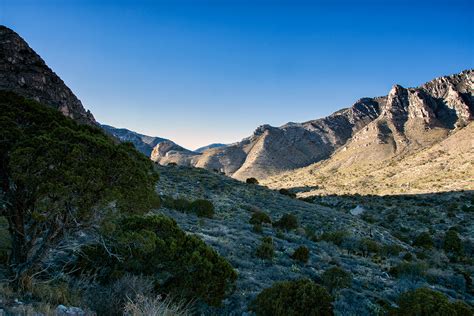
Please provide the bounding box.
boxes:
[263,122,474,196]
[152,70,473,182]
[154,164,474,314]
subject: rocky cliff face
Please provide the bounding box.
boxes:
[100,124,168,156]
[152,69,473,181]
[0,25,95,125]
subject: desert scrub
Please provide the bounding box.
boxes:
[412,231,434,249]
[278,188,296,198]
[394,288,473,316]
[321,266,351,294]
[443,228,463,256]
[246,177,259,184]
[253,223,263,234]
[77,214,237,306]
[389,261,428,280]
[274,213,298,231]
[256,237,275,260]
[291,246,310,263]
[249,210,272,225]
[189,199,215,218]
[250,279,333,316]
[124,294,192,316]
[320,230,349,247]
[162,196,215,218]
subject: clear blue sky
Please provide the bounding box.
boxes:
[1,0,473,149]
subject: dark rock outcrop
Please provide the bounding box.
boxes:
[0,25,95,125]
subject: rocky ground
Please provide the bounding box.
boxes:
[153,164,474,315]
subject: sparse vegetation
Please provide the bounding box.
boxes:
[291,246,310,263]
[321,266,351,293]
[249,210,272,225]
[274,213,299,231]
[255,237,275,260]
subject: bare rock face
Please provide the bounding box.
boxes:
[153,69,473,181]
[0,25,95,125]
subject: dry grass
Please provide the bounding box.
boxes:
[124,294,192,316]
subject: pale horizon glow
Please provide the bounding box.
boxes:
[1,0,473,149]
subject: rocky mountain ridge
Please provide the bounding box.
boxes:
[0,25,95,125]
[101,124,169,156]
[152,69,473,181]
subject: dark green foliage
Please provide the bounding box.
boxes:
[321,266,351,293]
[395,288,473,316]
[249,211,272,225]
[0,91,160,280]
[358,238,381,257]
[162,196,215,218]
[279,188,296,198]
[443,228,463,256]
[274,213,298,231]
[291,246,310,263]
[246,177,259,184]
[389,262,428,280]
[256,237,275,260]
[77,214,237,306]
[190,199,215,218]
[413,232,434,249]
[381,244,403,257]
[250,279,333,316]
[253,223,263,234]
[320,230,348,247]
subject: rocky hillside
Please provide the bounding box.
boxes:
[152,70,473,182]
[101,124,168,156]
[0,25,95,125]
[155,164,474,314]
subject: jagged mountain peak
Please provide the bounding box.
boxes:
[153,69,473,181]
[0,25,95,125]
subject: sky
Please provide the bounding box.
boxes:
[1,0,473,149]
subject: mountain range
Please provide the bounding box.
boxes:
[151,69,473,184]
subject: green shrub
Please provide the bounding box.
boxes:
[256,237,275,260]
[381,244,403,257]
[274,213,298,231]
[395,288,473,316]
[174,198,192,212]
[320,230,348,247]
[0,91,160,281]
[250,279,333,316]
[253,223,263,234]
[291,246,310,263]
[443,228,463,256]
[358,238,381,257]
[190,199,215,218]
[249,211,272,225]
[413,232,434,249]
[321,266,351,293]
[246,177,259,184]
[279,188,296,198]
[77,214,237,306]
[389,261,428,280]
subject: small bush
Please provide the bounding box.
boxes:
[274,213,298,231]
[443,228,463,256]
[358,238,381,257]
[395,288,473,316]
[190,199,215,218]
[291,246,310,263]
[256,237,274,260]
[413,232,434,249]
[320,230,348,247]
[246,177,259,184]
[250,279,333,316]
[389,261,428,280]
[321,266,351,293]
[124,294,191,316]
[253,223,263,234]
[249,211,272,225]
[279,188,296,198]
